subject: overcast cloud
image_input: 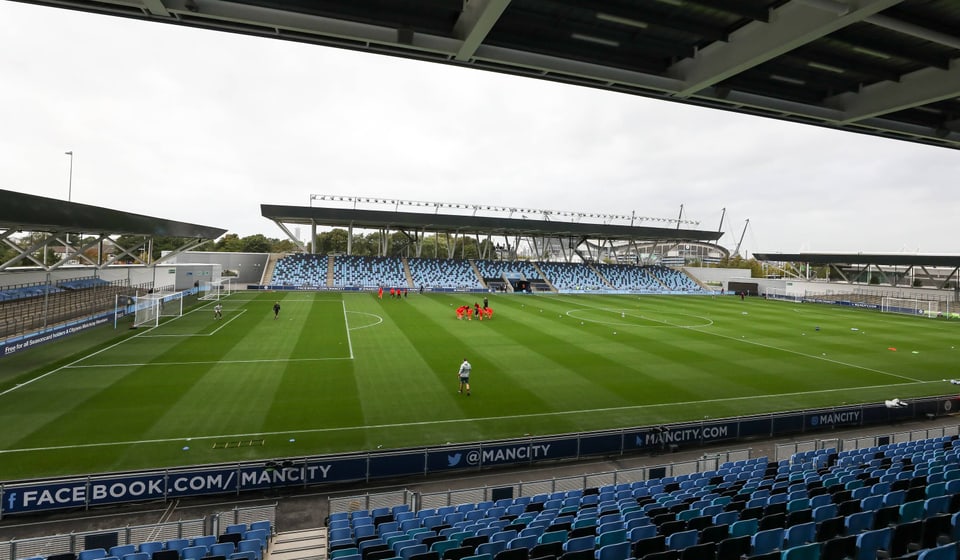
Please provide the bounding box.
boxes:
[2,1,958,257]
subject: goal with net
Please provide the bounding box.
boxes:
[199,278,233,301]
[880,296,942,318]
[199,264,231,301]
[131,290,186,328]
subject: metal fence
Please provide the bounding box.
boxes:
[329,449,752,515]
[0,519,205,560]
[0,504,275,560]
[0,279,150,342]
[774,424,960,462]
[212,504,278,537]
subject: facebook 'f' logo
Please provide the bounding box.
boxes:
[6,492,16,512]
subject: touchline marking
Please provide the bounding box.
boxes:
[64,357,351,369]
[563,297,923,384]
[0,379,942,455]
[343,300,355,359]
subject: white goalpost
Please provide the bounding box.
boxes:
[199,265,232,301]
[131,289,186,328]
[881,296,941,317]
[199,278,233,300]
[133,294,162,328]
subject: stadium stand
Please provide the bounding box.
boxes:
[592,264,661,292]
[535,262,606,292]
[0,278,141,340]
[12,520,274,560]
[0,284,63,302]
[326,434,960,560]
[474,260,542,292]
[407,259,483,291]
[270,254,329,287]
[474,260,541,281]
[267,255,705,295]
[333,256,406,289]
[646,266,704,293]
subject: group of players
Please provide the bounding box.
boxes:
[378,286,408,299]
[456,300,493,321]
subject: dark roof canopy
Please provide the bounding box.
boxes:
[22,0,960,150]
[262,204,723,243]
[0,189,226,238]
[755,252,960,267]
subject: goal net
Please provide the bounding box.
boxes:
[133,295,162,328]
[881,297,940,317]
[199,278,233,301]
[133,290,186,327]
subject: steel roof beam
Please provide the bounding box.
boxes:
[669,0,903,98]
[866,14,960,51]
[832,62,960,124]
[161,0,460,57]
[452,0,511,61]
[139,0,171,17]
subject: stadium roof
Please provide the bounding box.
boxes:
[261,203,724,242]
[24,0,960,151]
[754,252,960,267]
[0,189,227,238]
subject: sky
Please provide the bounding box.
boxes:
[1,2,959,257]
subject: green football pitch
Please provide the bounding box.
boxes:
[1,291,958,481]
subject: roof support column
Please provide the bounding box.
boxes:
[347,224,353,256]
[938,266,958,290]
[830,264,848,282]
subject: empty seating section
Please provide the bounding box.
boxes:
[334,256,406,288]
[58,278,110,291]
[20,521,273,560]
[645,266,703,292]
[0,278,138,341]
[329,435,960,560]
[593,265,661,292]
[271,254,329,286]
[407,259,483,290]
[474,260,541,282]
[0,284,62,302]
[267,255,704,294]
[534,262,605,291]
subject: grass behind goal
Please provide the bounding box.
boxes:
[0,292,958,480]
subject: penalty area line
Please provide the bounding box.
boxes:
[0,378,942,455]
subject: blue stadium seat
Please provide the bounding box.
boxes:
[594,541,630,560]
[854,528,891,560]
[751,528,783,556]
[918,543,959,560]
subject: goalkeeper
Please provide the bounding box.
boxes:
[457,358,472,396]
